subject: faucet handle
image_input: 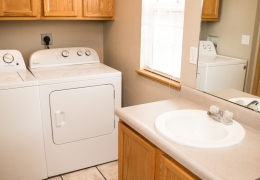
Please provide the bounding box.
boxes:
[210,105,220,113]
[223,110,233,125]
[223,110,233,120]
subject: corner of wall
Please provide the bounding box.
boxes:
[180,0,202,88]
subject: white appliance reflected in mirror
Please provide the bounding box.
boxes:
[196,41,247,93]
[197,0,260,112]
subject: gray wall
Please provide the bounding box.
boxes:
[0,0,203,107]
[104,0,202,107]
[0,21,104,65]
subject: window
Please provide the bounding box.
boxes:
[140,0,185,82]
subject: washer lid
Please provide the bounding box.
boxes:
[198,55,247,67]
[0,72,23,83]
[29,63,121,85]
[0,70,38,90]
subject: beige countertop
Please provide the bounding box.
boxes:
[210,88,259,100]
[115,98,260,180]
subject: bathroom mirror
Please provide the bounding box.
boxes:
[197,0,260,112]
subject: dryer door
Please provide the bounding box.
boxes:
[50,84,115,145]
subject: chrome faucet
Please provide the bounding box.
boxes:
[246,100,258,107]
[207,105,233,125]
[246,100,259,111]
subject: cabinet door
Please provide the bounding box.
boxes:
[156,149,200,180]
[43,0,78,17]
[0,0,38,17]
[202,0,220,21]
[83,0,114,18]
[118,121,156,180]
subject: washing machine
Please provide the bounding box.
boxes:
[28,47,121,177]
[196,41,247,93]
[0,50,47,180]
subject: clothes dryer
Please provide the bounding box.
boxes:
[28,47,121,177]
[196,41,247,93]
[0,50,47,180]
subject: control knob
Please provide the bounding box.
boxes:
[85,50,91,56]
[3,53,14,63]
[61,50,69,57]
[77,50,83,56]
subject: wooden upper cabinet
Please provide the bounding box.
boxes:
[83,0,114,18]
[202,0,220,21]
[43,0,78,17]
[0,0,115,20]
[0,0,38,17]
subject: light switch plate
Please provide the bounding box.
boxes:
[189,47,198,64]
[241,35,250,45]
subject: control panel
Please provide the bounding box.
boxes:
[29,47,100,69]
[199,41,217,57]
[0,50,26,71]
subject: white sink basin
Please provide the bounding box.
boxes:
[155,110,245,148]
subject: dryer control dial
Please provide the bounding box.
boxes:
[85,50,91,56]
[77,50,83,56]
[3,53,14,63]
[61,50,69,57]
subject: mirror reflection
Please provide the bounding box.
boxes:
[197,0,260,111]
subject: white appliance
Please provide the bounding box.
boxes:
[196,41,247,93]
[0,50,47,180]
[28,47,121,177]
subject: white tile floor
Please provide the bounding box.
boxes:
[47,161,118,180]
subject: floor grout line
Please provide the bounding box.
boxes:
[48,161,118,180]
[95,166,107,180]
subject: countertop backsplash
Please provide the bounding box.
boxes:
[180,85,260,132]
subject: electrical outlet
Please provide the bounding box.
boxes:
[189,47,198,64]
[41,33,53,45]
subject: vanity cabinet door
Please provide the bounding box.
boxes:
[118,121,156,180]
[43,0,78,17]
[0,0,38,17]
[202,0,220,21]
[119,121,201,180]
[156,149,200,180]
[83,0,114,18]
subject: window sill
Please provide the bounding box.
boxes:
[136,69,181,91]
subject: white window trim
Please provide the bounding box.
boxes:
[140,0,185,82]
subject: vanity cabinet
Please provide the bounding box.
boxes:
[0,0,38,18]
[202,0,220,21]
[119,121,200,180]
[0,0,114,20]
[155,149,200,180]
[119,121,156,180]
